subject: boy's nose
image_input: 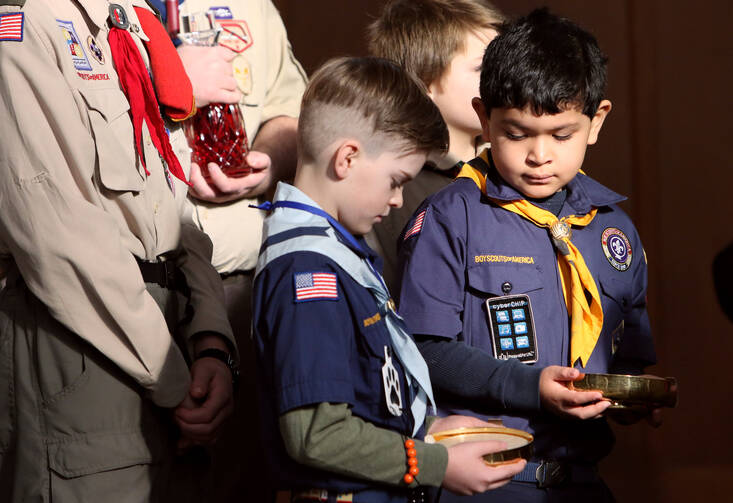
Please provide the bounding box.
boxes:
[389,187,404,208]
[526,137,552,166]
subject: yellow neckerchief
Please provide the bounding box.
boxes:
[456,152,603,367]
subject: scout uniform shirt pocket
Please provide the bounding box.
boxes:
[78,87,144,192]
[466,263,544,362]
[598,276,632,355]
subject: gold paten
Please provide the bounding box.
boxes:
[571,373,678,409]
[427,427,533,466]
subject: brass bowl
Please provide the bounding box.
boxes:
[570,373,678,409]
[427,427,533,466]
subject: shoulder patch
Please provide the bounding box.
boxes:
[601,227,633,271]
[0,12,23,42]
[403,209,427,241]
[293,271,338,302]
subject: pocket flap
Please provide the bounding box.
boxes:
[467,263,544,295]
[48,430,164,478]
[78,88,130,122]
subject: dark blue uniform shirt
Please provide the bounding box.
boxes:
[253,231,418,496]
[397,153,656,463]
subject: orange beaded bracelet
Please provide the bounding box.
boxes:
[403,438,420,484]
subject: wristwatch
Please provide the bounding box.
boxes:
[196,348,240,390]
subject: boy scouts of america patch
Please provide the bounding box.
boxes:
[601,227,633,271]
[293,272,339,302]
[57,20,92,71]
[403,209,426,240]
[0,12,24,42]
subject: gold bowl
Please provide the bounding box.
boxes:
[570,373,678,409]
[427,427,533,466]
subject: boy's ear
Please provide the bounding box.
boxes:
[472,97,491,142]
[333,140,361,180]
[587,99,612,145]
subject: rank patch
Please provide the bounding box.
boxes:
[57,20,92,71]
[0,12,24,42]
[217,20,252,53]
[601,227,632,271]
[403,209,426,240]
[86,35,105,65]
[294,272,338,302]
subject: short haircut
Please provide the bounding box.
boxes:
[367,0,505,87]
[479,8,608,118]
[298,57,449,163]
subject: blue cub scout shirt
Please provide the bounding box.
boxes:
[253,233,416,495]
[397,153,656,463]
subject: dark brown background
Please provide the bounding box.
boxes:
[273,1,733,500]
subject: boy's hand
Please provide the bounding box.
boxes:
[539,366,610,419]
[442,441,526,495]
[188,151,272,203]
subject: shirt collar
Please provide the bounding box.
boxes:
[76,0,151,41]
[475,149,627,214]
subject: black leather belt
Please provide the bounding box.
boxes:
[513,460,600,488]
[136,258,186,291]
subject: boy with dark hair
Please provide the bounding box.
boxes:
[366,0,504,290]
[398,8,658,501]
[251,56,532,502]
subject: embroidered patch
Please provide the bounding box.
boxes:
[474,254,535,265]
[57,20,92,71]
[363,312,382,327]
[217,20,252,53]
[403,209,426,240]
[86,35,104,65]
[293,272,338,302]
[601,227,632,271]
[232,55,252,94]
[0,12,23,42]
[77,72,110,81]
[209,6,233,19]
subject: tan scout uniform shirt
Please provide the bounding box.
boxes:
[180,0,307,274]
[0,0,233,407]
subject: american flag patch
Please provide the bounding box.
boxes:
[403,209,426,240]
[293,272,338,302]
[0,13,23,42]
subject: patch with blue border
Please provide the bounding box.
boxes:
[209,6,233,19]
[293,271,339,302]
[57,19,92,71]
[601,227,633,271]
[0,12,24,42]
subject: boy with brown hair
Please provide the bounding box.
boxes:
[251,56,534,502]
[366,0,505,289]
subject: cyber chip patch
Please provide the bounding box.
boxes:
[486,294,538,363]
[0,12,24,42]
[601,227,632,271]
[294,272,338,302]
[57,19,92,71]
[403,209,426,240]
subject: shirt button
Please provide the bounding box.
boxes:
[501,282,513,294]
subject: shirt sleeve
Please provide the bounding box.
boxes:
[280,402,448,488]
[0,9,188,407]
[255,254,358,413]
[260,0,307,123]
[397,200,467,338]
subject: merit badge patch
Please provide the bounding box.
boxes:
[57,20,92,71]
[486,294,538,363]
[86,35,104,65]
[217,20,252,53]
[209,6,233,19]
[601,227,632,271]
[0,12,23,42]
[293,271,338,302]
[232,55,252,94]
[403,209,426,241]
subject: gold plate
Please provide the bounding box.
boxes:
[570,373,678,409]
[427,427,533,466]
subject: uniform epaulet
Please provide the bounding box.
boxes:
[0,0,26,7]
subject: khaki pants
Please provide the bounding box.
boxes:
[0,271,200,502]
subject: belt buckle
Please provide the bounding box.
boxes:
[535,460,568,488]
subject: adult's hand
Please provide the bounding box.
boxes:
[188,150,273,203]
[177,45,242,107]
